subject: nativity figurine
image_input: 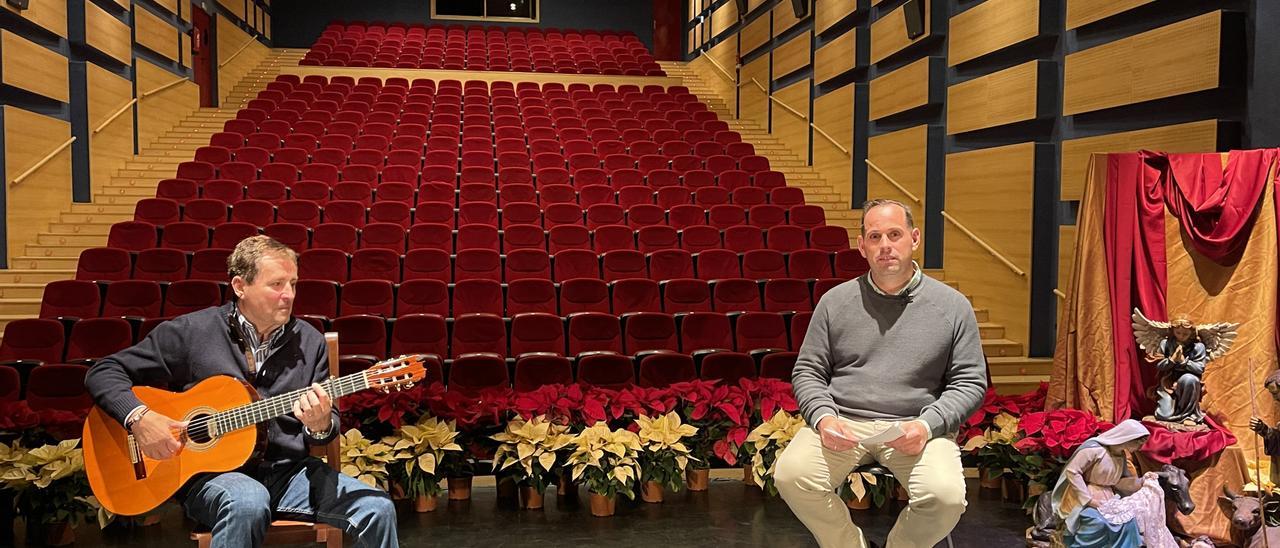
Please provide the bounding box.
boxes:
[1132,309,1239,426]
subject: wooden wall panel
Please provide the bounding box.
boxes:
[1063,11,1224,116]
[688,0,700,22]
[816,0,859,35]
[771,79,811,161]
[135,7,180,61]
[870,0,931,64]
[867,125,928,262]
[1,0,67,39]
[773,0,808,36]
[739,56,770,126]
[747,0,770,13]
[947,60,1049,134]
[687,28,697,55]
[87,64,135,191]
[814,29,857,85]
[711,0,739,38]
[86,2,132,64]
[1067,0,1154,30]
[869,56,940,120]
[944,142,1040,350]
[263,12,271,40]
[813,84,854,202]
[136,58,198,148]
[741,12,772,55]
[1059,119,1223,201]
[154,0,179,15]
[181,0,192,22]
[217,16,269,104]
[772,33,811,79]
[1,31,69,103]
[949,0,1044,66]
[4,106,71,263]
[217,0,246,22]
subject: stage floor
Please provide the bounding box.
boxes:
[72,478,1029,547]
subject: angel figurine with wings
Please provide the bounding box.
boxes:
[1132,308,1239,425]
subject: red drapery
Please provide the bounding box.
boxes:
[1104,150,1273,429]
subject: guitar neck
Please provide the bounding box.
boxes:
[214,371,369,434]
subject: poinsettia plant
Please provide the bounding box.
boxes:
[384,415,463,499]
[961,411,1022,483]
[340,382,440,439]
[0,439,106,527]
[0,401,91,445]
[959,383,1047,449]
[1012,408,1113,507]
[338,429,397,490]
[513,384,586,427]
[428,387,514,478]
[568,422,643,500]
[743,410,806,496]
[670,380,752,469]
[492,415,575,494]
[635,411,698,493]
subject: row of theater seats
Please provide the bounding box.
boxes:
[8,305,807,381]
[135,199,827,230]
[0,364,90,410]
[302,23,662,75]
[153,177,804,209]
[56,274,857,320]
[85,244,862,284]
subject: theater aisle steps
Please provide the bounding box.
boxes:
[662,60,1050,392]
[659,62,856,246]
[0,49,305,329]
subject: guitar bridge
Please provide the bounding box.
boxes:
[127,434,148,481]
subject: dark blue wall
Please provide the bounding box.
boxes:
[270,0,655,50]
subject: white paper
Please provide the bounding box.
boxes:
[859,423,905,446]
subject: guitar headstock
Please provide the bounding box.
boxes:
[365,355,428,392]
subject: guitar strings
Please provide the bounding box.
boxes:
[188,375,362,437]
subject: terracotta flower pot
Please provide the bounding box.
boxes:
[557,470,575,497]
[390,483,407,500]
[978,467,1003,490]
[641,481,664,503]
[1002,476,1026,504]
[414,494,438,513]
[845,494,871,510]
[42,521,75,547]
[686,468,710,492]
[448,477,473,501]
[520,485,545,510]
[588,492,616,517]
[743,464,755,486]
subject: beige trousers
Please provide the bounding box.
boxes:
[773,416,966,548]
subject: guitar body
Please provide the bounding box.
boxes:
[83,375,265,516]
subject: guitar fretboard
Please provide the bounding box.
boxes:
[212,373,368,435]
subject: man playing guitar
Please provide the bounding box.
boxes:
[85,236,399,547]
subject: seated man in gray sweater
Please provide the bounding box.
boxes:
[774,199,987,548]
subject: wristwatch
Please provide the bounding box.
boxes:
[304,418,333,440]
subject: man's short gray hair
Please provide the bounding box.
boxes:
[227,235,297,284]
[861,199,915,234]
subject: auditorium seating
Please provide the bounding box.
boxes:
[13,73,874,396]
[300,23,665,76]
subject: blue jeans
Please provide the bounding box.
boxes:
[183,458,398,548]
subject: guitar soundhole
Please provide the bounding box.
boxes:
[186,413,215,444]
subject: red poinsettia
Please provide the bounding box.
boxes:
[428,386,514,431]
[513,383,586,425]
[668,380,753,465]
[739,377,798,420]
[0,401,89,441]
[1014,408,1113,459]
[0,400,42,433]
[960,382,1049,445]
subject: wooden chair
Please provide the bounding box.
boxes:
[192,333,344,548]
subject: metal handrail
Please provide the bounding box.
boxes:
[701,52,736,83]
[219,38,256,68]
[865,159,1025,278]
[93,98,138,134]
[748,77,768,93]
[141,77,189,98]
[864,159,921,205]
[810,123,849,156]
[1054,289,1067,300]
[940,211,1026,277]
[769,95,806,120]
[10,137,75,187]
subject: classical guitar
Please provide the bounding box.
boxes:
[82,354,427,516]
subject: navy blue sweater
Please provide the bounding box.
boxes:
[84,302,339,466]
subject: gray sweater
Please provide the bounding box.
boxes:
[791,273,988,439]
